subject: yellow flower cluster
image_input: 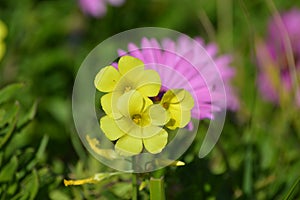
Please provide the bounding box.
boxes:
[94,56,194,156]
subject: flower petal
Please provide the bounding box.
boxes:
[115,116,135,134]
[147,104,169,126]
[94,66,121,92]
[162,89,185,104]
[143,129,168,154]
[102,91,123,118]
[100,116,125,141]
[101,93,113,116]
[179,90,194,110]
[136,69,161,97]
[166,108,191,129]
[118,55,144,75]
[141,125,163,138]
[160,89,194,130]
[117,90,147,117]
[115,135,143,156]
[127,124,143,138]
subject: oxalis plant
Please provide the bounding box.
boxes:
[65,29,231,199]
[65,55,194,199]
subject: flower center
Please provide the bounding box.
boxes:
[150,90,166,103]
[162,102,169,109]
[124,86,132,93]
[132,114,142,125]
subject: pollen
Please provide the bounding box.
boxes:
[124,86,132,93]
[132,114,142,125]
[163,102,169,109]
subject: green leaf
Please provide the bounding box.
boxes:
[50,190,71,200]
[0,83,24,105]
[0,103,19,149]
[17,148,35,167]
[26,135,49,170]
[17,101,38,129]
[36,134,49,160]
[150,177,166,200]
[25,169,39,200]
[0,102,19,128]
[0,109,5,122]
[14,169,39,200]
[4,123,33,158]
[7,183,18,195]
[0,151,3,167]
[0,156,18,182]
[283,177,300,200]
[111,182,132,199]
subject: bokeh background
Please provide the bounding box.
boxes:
[1,0,300,199]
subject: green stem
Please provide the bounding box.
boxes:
[150,176,165,200]
[132,173,138,200]
[283,177,300,200]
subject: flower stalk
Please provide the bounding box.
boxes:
[132,173,139,200]
[150,177,165,200]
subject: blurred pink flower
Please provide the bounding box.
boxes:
[118,37,239,120]
[256,8,300,107]
[79,0,125,18]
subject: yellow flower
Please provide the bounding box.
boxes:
[160,89,194,130]
[0,20,7,61]
[94,56,161,116]
[100,91,169,156]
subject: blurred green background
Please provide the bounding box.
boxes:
[1,0,300,199]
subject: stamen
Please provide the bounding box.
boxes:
[163,102,169,109]
[132,114,142,124]
[124,86,132,92]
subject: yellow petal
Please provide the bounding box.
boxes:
[126,124,143,138]
[141,125,163,138]
[137,83,161,97]
[169,89,186,103]
[101,92,123,118]
[135,69,161,97]
[116,67,160,97]
[161,89,192,105]
[94,66,121,92]
[180,90,194,110]
[101,93,113,116]
[143,129,168,154]
[100,116,125,141]
[143,96,154,111]
[118,56,144,75]
[178,110,191,128]
[115,116,134,134]
[165,119,177,130]
[115,135,143,156]
[147,104,169,126]
[161,90,179,104]
[117,90,146,117]
[166,108,191,129]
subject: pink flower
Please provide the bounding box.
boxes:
[79,0,125,18]
[256,8,300,107]
[118,36,239,120]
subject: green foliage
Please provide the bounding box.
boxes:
[0,84,62,200]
